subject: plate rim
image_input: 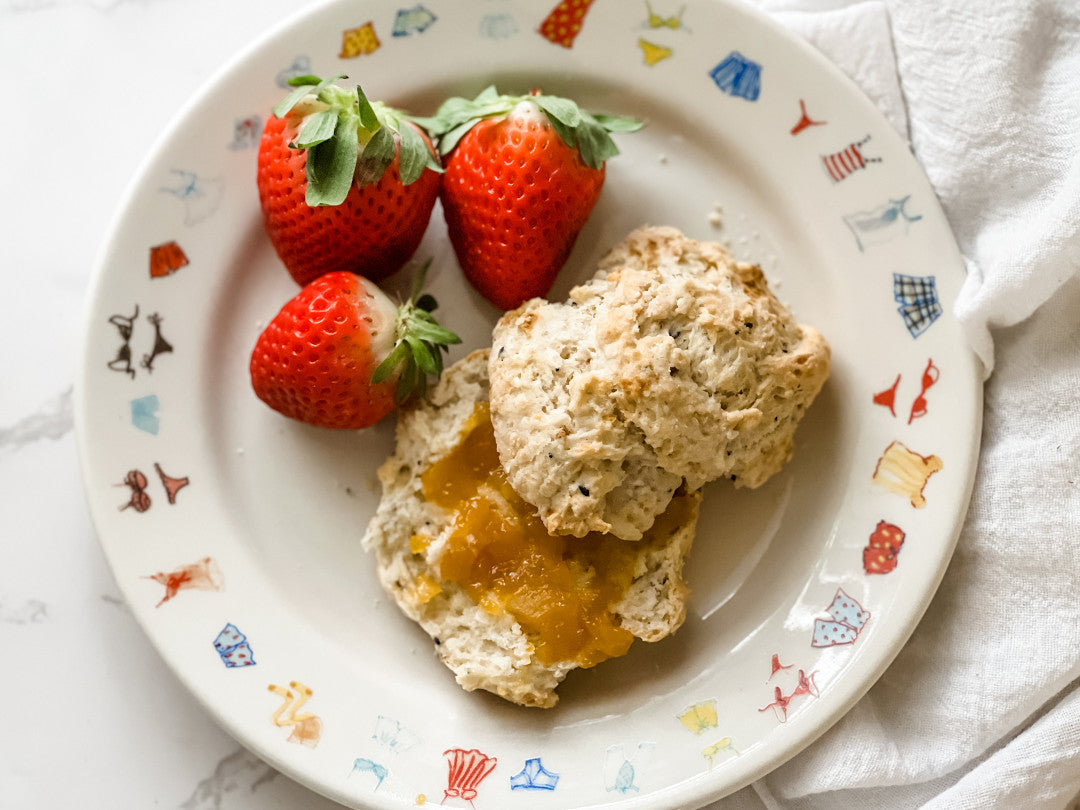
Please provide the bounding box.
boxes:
[74,0,984,806]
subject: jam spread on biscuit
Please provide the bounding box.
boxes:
[421,402,645,668]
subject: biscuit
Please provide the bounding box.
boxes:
[362,349,701,708]
[489,225,830,541]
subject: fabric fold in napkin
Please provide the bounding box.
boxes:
[707,1,1080,808]
[766,0,1080,376]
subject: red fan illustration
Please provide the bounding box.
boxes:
[443,748,497,805]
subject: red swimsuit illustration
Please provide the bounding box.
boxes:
[791,99,826,135]
[873,359,939,423]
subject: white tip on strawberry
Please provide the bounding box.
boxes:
[372,260,462,403]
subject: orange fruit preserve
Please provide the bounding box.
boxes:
[420,403,639,668]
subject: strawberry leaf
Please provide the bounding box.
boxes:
[372,260,462,403]
[474,85,501,105]
[593,113,645,133]
[574,113,621,169]
[408,258,432,301]
[546,114,577,151]
[405,335,438,375]
[372,340,410,384]
[305,113,360,206]
[272,75,439,200]
[397,122,440,186]
[293,109,339,149]
[273,73,346,118]
[407,317,460,344]
[419,86,641,166]
[436,117,485,156]
[355,125,395,187]
[534,95,582,128]
[356,85,380,132]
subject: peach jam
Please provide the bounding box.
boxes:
[420,403,641,668]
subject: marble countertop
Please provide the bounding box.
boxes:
[7,0,1077,808]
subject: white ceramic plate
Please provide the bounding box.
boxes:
[76,1,981,807]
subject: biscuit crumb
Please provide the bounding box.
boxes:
[707,202,723,229]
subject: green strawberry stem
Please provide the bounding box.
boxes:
[272,75,443,206]
[414,86,643,169]
[372,260,461,403]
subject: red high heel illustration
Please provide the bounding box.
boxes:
[768,653,793,681]
[791,669,819,699]
[758,686,794,722]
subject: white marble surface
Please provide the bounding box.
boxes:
[5,1,1076,809]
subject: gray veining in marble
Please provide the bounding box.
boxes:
[100,593,131,613]
[0,599,48,625]
[179,748,280,810]
[0,387,74,457]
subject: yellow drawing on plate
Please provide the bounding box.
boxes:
[677,699,718,734]
[268,681,323,748]
[702,737,740,767]
[644,1,688,31]
[872,440,943,508]
[639,38,673,66]
[340,22,381,58]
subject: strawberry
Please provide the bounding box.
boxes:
[418,87,641,309]
[249,264,460,429]
[257,74,443,286]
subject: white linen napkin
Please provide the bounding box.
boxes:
[708,1,1080,807]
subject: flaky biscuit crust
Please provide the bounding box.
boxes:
[489,226,830,542]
